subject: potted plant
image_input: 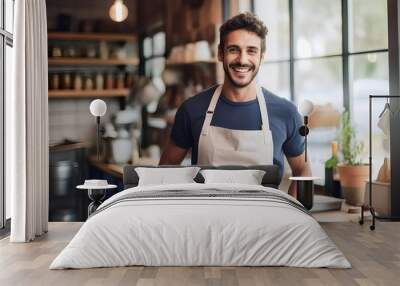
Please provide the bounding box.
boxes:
[337,111,369,206]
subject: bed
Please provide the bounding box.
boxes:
[50,165,351,269]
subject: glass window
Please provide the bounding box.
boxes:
[0,1,2,29]
[350,52,389,175]
[254,0,289,61]
[151,57,165,78]
[5,44,13,219]
[294,0,342,58]
[0,40,3,228]
[349,0,388,53]
[145,59,153,77]
[5,44,13,101]
[5,0,14,33]
[258,62,290,100]
[153,32,165,56]
[295,57,343,106]
[143,37,152,59]
[238,0,252,13]
[253,0,389,183]
[295,57,343,182]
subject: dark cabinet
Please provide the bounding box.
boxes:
[49,143,88,221]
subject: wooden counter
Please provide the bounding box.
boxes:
[88,157,159,179]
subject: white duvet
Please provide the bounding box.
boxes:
[50,183,351,269]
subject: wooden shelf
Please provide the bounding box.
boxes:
[48,89,130,98]
[165,59,218,67]
[48,32,137,42]
[49,57,139,66]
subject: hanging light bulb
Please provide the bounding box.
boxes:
[109,0,129,22]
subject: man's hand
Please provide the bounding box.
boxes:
[159,140,188,165]
[286,153,312,198]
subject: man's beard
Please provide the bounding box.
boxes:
[223,61,260,88]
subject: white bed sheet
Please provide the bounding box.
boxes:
[50,183,351,269]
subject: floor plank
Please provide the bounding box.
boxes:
[0,221,399,286]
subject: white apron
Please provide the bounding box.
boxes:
[197,85,274,166]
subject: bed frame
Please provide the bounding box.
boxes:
[123,165,281,189]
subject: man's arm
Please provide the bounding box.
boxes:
[159,140,189,165]
[286,153,312,197]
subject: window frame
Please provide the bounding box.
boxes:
[139,31,166,78]
[1,0,14,230]
[253,0,390,183]
[258,0,389,106]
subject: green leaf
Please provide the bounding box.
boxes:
[338,111,364,166]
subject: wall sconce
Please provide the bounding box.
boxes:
[90,99,107,160]
[291,99,317,211]
[298,99,314,162]
[109,0,129,23]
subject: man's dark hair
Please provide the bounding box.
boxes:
[219,12,268,53]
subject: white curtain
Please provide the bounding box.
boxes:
[7,0,49,242]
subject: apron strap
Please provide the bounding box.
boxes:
[202,85,222,136]
[256,87,270,143]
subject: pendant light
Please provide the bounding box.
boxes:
[109,0,129,22]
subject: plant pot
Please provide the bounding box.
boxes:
[337,164,369,206]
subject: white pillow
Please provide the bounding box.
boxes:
[200,169,266,185]
[135,167,200,186]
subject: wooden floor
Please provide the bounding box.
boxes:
[0,221,399,286]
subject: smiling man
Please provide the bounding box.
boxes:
[159,12,311,197]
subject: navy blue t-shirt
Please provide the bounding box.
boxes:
[170,85,304,179]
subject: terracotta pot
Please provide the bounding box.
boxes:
[337,164,369,206]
